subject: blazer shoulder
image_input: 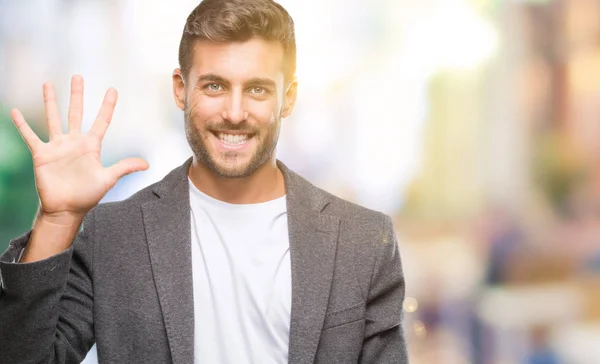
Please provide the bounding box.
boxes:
[280,160,387,225]
[98,182,157,210]
[314,184,387,225]
[90,181,161,226]
[315,187,390,229]
[94,158,192,216]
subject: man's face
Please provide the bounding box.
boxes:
[173,37,296,178]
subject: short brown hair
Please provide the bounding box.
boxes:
[178,0,296,84]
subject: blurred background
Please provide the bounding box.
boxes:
[1,0,600,362]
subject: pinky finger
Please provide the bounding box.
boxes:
[10,109,43,151]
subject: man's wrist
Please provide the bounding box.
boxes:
[37,210,85,228]
[20,216,82,263]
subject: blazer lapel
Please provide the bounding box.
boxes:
[279,162,340,364]
[142,159,194,364]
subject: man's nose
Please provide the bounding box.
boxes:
[221,90,248,123]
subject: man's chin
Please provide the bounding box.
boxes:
[207,158,256,179]
[214,167,251,179]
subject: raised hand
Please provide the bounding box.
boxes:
[11,75,149,225]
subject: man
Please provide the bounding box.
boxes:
[0,0,408,363]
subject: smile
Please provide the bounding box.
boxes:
[217,132,249,145]
[210,131,255,151]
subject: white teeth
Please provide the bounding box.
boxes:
[217,133,249,145]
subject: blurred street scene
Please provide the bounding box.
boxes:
[1,0,600,363]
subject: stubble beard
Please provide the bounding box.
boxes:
[184,103,281,179]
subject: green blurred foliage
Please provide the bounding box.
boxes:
[533,131,586,215]
[0,106,39,253]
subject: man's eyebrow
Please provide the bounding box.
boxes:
[243,77,277,88]
[196,74,230,87]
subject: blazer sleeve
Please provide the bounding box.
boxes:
[359,214,409,363]
[0,210,96,363]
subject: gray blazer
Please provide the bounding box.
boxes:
[0,159,408,364]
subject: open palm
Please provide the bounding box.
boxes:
[10,75,148,220]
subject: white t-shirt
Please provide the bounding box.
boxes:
[189,179,291,364]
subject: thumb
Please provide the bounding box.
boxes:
[107,157,149,181]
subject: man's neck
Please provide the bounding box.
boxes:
[187,158,286,204]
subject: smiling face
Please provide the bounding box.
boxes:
[173,37,297,179]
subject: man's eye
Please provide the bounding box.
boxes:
[249,87,265,95]
[206,83,222,92]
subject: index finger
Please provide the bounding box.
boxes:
[89,88,118,139]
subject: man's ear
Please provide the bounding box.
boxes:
[172,68,186,111]
[281,77,298,118]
